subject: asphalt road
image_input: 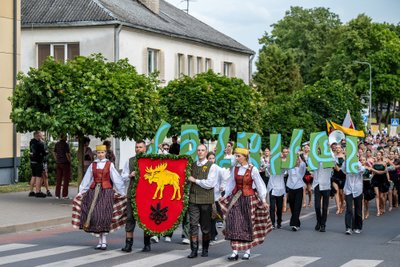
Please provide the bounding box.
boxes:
[1,202,399,267]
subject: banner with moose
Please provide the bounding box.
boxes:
[132,154,192,236]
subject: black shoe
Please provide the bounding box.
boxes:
[141,245,151,252]
[228,254,239,261]
[187,238,198,258]
[315,223,321,231]
[201,250,208,257]
[28,191,36,197]
[46,190,52,197]
[277,224,282,229]
[94,244,102,250]
[35,192,46,198]
[319,225,326,232]
[100,243,107,250]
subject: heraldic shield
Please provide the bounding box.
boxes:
[132,154,191,236]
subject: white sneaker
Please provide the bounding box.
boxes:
[210,240,217,246]
[345,228,352,235]
[354,229,362,234]
[182,238,190,244]
[164,237,171,242]
[150,236,159,243]
[216,222,223,228]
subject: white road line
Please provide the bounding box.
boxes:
[113,249,189,267]
[0,243,36,252]
[267,256,321,267]
[340,259,384,267]
[0,246,86,265]
[36,248,141,267]
[192,254,260,267]
[281,205,337,225]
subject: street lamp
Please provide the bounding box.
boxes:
[354,61,372,130]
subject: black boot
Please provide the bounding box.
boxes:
[142,235,151,252]
[187,236,198,258]
[121,238,133,252]
[201,235,210,257]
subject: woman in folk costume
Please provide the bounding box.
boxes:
[219,148,273,261]
[72,144,127,250]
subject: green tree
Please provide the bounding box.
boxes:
[10,54,164,184]
[323,15,400,126]
[253,44,302,100]
[159,70,262,140]
[262,6,342,84]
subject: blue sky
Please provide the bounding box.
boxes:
[165,0,400,57]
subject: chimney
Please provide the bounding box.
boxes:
[138,0,159,14]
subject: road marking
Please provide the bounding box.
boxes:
[0,246,85,265]
[113,249,189,267]
[267,256,321,267]
[340,259,383,267]
[192,253,260,267]
[0,243,36,252]
[281,204,336,225]
[36,248,141,267]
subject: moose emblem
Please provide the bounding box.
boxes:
[144,163,181,200]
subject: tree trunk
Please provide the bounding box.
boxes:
[77,135,85,191]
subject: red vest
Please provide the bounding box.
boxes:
[232,166,255,197]
[90,161,113,189]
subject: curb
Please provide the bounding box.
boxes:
[0,217,71,235]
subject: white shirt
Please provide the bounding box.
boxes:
[194,159,219,189]
[224,163,267,200]
[343,162,364,197]
[286,162,306,190]
[213,165,230,199]
[79,158,126,196]
[267,172,286,197]
[312,163,332,191]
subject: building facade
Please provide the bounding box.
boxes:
[21,0,254,169]
[0,0,20,184]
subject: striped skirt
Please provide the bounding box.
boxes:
[220,194,272,251]
[72,188,127,236]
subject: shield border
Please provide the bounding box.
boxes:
[131,153,192,236]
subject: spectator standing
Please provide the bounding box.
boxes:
[53,134,72,199]
[28,131,47,198]
[103,140,116,165]
[83,137,94,174]
[169,135,180,155]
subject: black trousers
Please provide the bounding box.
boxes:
[288,187,303,227]
[269,191,284,226]
[345,194,363,230]
[314,185,330,227]
[189,203,212,237]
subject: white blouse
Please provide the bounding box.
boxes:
[79,158,126,196]
[224,164,267,200]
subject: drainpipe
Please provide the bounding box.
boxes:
[249,53,255,84]
[114,24,122,168]
[12,0,18,183]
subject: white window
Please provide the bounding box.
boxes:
[187,55,194,77]
[177,53,185,77]
[223,61,232,77]
[196,57,203,74]
[147,48,159,74]
[205,58,212,71]
[37,43,79,66]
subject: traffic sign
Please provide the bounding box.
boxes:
[391,118,399,127]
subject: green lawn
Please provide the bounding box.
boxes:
[0,181,78,193]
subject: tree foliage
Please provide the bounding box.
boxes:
[253,44,302,100]
[159,70,262,140]
[10,54,164,139]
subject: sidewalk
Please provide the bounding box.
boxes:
[0,187,78,235]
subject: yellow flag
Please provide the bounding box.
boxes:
[330,121,365,138]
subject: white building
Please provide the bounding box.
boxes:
[21,0,254,168]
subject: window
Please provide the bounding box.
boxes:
[205,58,212,71]
[177,53,185,77]
[147,48,159,74]
[196,57,203,74]
[223,61,232,77]
[37,43,79,66]
[187,55,194,77]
